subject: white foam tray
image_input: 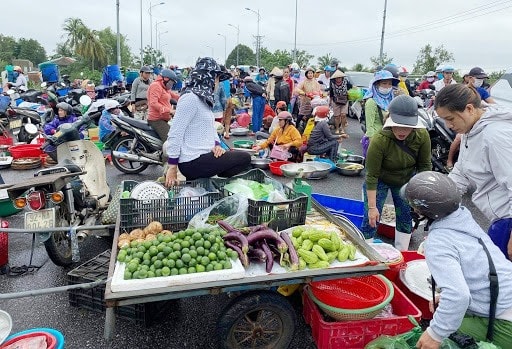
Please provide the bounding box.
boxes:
[111,258,246,293]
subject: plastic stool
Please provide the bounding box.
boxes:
[303,152,317,162]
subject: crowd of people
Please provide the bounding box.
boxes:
[27,55,512,348]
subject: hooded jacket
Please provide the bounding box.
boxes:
[449,106,512,222]
[425,207,512,342]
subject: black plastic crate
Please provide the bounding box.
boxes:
[212,169,308,230]
[120,179,222,232]
[67,250,172,326]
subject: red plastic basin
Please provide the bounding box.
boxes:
[269,160,291,176]
[8,144,43,159]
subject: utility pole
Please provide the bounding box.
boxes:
[379,0,388,66]
[140,0,143,65]
[293,0,298,62]
[116,0,121,67]
[228,24,240,66]
[246,8,261,68]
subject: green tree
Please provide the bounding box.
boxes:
[369,52,393,68]
[0,35,17,63]
[291,49,314,68]
[488,70,505,85]
[62,18,87,52]
[259,48,292,70]
[412,44,454,74]
[141,46,165,66]
[350,63,371,72]
[52,43,74,59]
[97,27,133,67]
[317,54,339,69]
[76,28,107,70]
[15,38,47,65]
[226,44,255,67]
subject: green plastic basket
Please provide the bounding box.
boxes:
[94,141,105,151]
[306,275,394,321]
[233,140,254,149]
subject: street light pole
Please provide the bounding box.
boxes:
[155,20,167,50]
[217,33,227,64]
[149,1,165,50]
[379,0,388,65]
[228,24,240,66]
[116,0,121,66]
[140,0,143,65]
[293,0,298,63]
[245,8,261,68]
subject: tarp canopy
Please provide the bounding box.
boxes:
[40,57,77,66]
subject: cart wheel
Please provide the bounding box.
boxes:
[217,290,296,349]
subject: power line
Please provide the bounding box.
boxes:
[267,0,512,47]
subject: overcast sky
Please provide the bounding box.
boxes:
[3,0,512,74]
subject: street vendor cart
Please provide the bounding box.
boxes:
[104,182,388,348]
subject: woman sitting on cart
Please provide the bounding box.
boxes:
[252,111,302,162]
[164,57,251,186]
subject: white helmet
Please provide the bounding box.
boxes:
[290,62,300,71]
[104,100,120,111]
[230,65,235,70]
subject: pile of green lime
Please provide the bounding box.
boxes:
[117,228,239,280]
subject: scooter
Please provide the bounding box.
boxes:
[0,96,111,266]
[105,99,177,174]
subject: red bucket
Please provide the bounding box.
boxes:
[8,144,43,159]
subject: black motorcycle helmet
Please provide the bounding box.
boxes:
[400,171,461,220]
[140,66,152,73]
[383,64,399,79]
[56,102,73,115]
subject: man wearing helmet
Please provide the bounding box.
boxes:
[433,65,457,92]
[403,172,512,349]
[146,68,180,143]
[130,66,153,119]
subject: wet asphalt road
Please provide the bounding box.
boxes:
[0,117,489,348]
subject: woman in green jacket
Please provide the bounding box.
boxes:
[362,95,432,250]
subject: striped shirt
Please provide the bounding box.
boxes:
[166,93,220,165]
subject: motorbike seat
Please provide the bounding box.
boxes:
[59,159,83,174]
[19,90,43,103]
[118,115,153,131]
[435,118,456,139]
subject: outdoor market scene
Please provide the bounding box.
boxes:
[1,1,512,348]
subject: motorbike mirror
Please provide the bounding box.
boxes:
[79,95,92,106]
[60,82,66,87]
[170,99,178,106]
[429,84,436,91]
[41,82,47,88]
[6,89,15,95]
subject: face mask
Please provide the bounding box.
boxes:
[437,73,443,80]
[473,78,484,88]
[13,72,19,79]
[378,87,392,95]
[165,80,174,90]
[426,77,435,83]
[292,72,300,79]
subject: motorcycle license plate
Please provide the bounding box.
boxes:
[9,119,22,129]
[24,208,55,230]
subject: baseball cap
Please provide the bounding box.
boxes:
[383,95,424,129]
[468,67,488,79]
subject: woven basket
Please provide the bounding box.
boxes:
[11,157,41,170]
[305,275,394,321]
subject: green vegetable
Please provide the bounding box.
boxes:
[312,245,329,261]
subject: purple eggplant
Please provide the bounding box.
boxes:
[247,229,288,255]
[260,241,274,273]
[224,240,249,268]
[218,220,237,233]
[248,246,267,262]
[280,231,299,271]
[222,231,249,254]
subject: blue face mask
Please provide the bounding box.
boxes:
[13,71,19,79]
[292,72,300,79]
[437,73,443,80]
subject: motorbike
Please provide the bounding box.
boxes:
[0,96,111,266]
[104,99,177,174]
[0,93,46,143]
[415,97,455,173]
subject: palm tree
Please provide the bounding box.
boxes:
[76,28,107,70]
[317,54,338,69]
[62,18,86,52]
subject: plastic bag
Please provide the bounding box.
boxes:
[267,189,288,203]
[188,194,248,229]
[365,317,423,349]
[224,178,284,201]
[176,186,208,198]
